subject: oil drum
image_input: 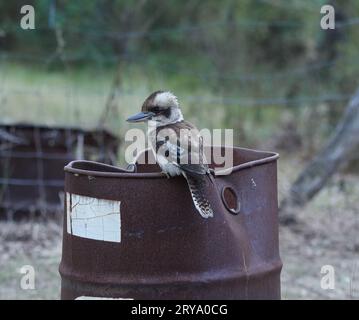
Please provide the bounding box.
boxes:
[59,146,281,299]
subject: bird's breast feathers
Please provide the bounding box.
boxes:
[156,153,182,177]
[150,120,209,177]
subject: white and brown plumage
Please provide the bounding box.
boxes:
[127,90,214,218]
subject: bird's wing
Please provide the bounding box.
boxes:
[156,121,209,177]
[156,121,214,218]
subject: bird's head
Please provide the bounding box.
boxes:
[127,90,183,126]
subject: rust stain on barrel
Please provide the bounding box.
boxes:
[59,146,281,299]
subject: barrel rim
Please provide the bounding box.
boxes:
[64,146,279,179]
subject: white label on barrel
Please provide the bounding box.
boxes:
[66,192,121,243]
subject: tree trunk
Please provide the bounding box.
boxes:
[281,87,359,215]
[97,62,122,129]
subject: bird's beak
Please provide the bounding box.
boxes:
[126,111,155,123]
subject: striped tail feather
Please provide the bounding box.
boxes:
[183,173,214,218]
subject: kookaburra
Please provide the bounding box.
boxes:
[127,90,214,218]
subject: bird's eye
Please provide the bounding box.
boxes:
[151,106,161,113]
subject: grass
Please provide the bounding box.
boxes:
[0,60,286,151]
[0,62,113,128]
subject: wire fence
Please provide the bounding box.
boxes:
[1,11,358,128]
[0,57,353,133]
[0,48,353,82]
[0,48,354,109]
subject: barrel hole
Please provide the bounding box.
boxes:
[221,187,241,215]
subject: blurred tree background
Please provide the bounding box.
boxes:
[1,0,359,152]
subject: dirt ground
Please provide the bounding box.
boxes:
[0,157,358,300]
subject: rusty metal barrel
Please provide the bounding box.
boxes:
[59,146,281,299]
[0,123,119,217]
